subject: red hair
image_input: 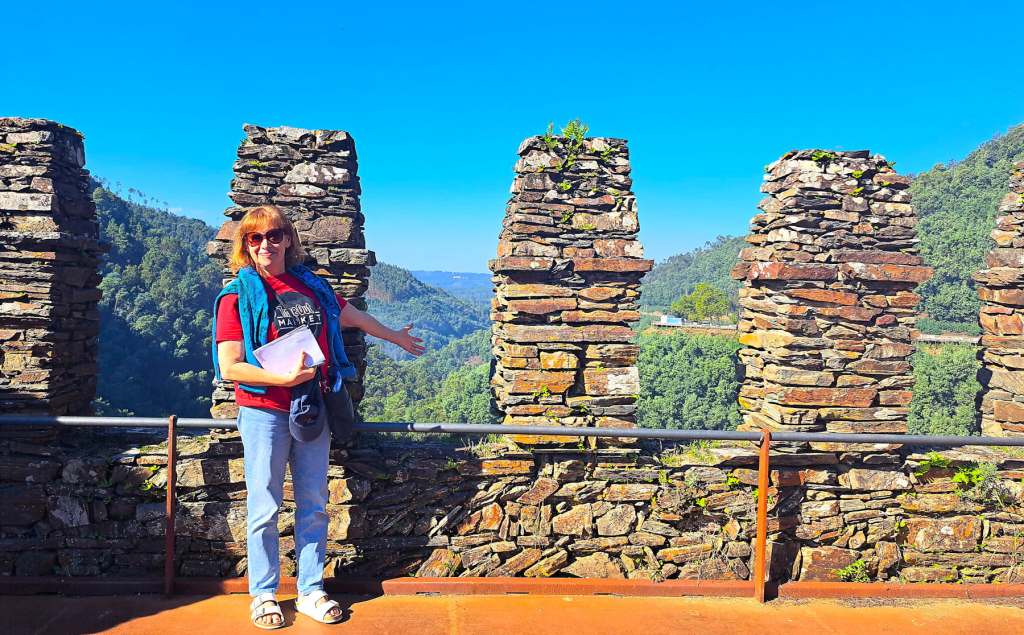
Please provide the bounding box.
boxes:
[228,205,305,273]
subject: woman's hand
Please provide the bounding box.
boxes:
[218,342,317,388]
[339,304,427,356]
[280,353,317,387]
[393,323,426,357]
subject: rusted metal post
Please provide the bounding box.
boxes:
[164,415,178,596]
[753,428,771,603]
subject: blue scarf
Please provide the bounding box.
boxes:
[210,264,355,395]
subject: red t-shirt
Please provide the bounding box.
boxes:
[215,272,347,412]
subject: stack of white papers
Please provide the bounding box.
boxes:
[253,325,325,374]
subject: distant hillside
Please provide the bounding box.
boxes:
[638,122,1024,330]
[911,124,1024,333]
[92,182,221,417]
[368,262,490,359]
[360,328,495,425]
[86,122,1024,420]
[91,184,492,414]
[411,270,492,309]
[640,235,745,310]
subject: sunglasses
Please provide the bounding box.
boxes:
[245,228,286,247]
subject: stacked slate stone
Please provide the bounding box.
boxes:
[976,161,1024,437]
[7,429,1024,582]
[730,150,930,447]
[206,124,374,419]
[0,118,105,417]
[489,134,652,445]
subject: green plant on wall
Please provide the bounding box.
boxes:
[833,559,870,583]
[811,150,837,163]
[913,451,952,476]
[952,462,1009,506]
[540,119,591,173]
[561,119,589,154]
[541,122,558,151]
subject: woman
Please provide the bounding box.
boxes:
[212,205,424,628]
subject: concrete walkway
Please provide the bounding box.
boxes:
[3,593,1024,635]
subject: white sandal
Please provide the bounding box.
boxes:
[249,593,285,630]
[295,590,344,624]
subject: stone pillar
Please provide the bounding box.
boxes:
[0,118,104,416]
[489,135,652,445]
[206,124,374,419]
[976,161,1024,437]
[730,150,930,446]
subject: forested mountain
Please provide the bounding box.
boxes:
[637,332,742,430]
[91,183,221,417]
[86,123,1023,429]
[359,328,495,425]
[368,262,490,359]
[911,124,1024,333]
[635,125,1024,332]
[639,235,745,310]
[90,186,490,415]
[410,270,492,309]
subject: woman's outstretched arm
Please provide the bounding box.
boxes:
[339,304,426,356]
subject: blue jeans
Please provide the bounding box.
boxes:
[238,406,330,597]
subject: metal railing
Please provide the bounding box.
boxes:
[3,414,1024,602]
[7,416,1024,448]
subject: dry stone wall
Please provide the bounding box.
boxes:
[976,161,1024,437]
[757,446,1024,584]
[206,124,374,418]
[4,433,1024,584]
[0,118,105,417]
[731,150,931,447]
[489,135,652,445]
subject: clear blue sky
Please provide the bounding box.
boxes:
[4,1,1024,272]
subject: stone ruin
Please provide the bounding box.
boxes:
[489,133,652,445]
[206,124,374,418]
[731,150,931,446]
[6,122,1024,586]
[976,161,1024,436]
[0,118,105,417]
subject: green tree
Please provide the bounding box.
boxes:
[670,283,731,322]
[669,295,695,320]
[640,236,745,311]
[637,332,742,430]
[908,344,981,436]
[358,329,495,425]
[435,363,497,424]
